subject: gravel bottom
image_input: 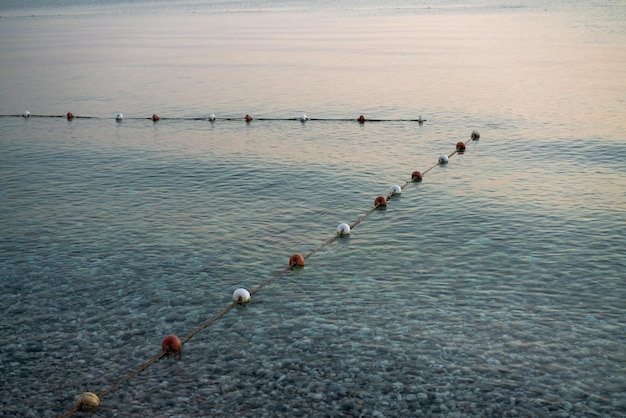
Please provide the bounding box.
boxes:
[3,270,625,418]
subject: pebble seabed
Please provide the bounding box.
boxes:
[4,261,625,417]
[1,124,624,416]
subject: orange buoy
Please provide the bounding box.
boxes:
[161,335,182,353]
[66,112,74,120]
[456,141,466,152]
[245,114,253,122]
[152,113,160,122]
[374,196,387,207]
[289,253,305,267]
[411,171,423,182]
[358,115,365,123]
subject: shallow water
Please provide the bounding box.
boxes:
[1,1,625,417]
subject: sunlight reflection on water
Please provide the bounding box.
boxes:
[1,1,625,417]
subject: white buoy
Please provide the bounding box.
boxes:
[115,113,123,121]
[389,184,402,195]
[438,154,449,164]
[336,223,351,236]
[233,288,251,304]
[208,113,216,121]
[22,111,30,118]
[471,129,480,140]
[299,114,308,122]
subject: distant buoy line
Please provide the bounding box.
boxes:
[7,111,426,124]
[56,129,479,418]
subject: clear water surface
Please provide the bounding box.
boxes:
[1,1,625,417]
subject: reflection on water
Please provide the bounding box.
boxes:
[0,1,625,417]
[1,4,625,140]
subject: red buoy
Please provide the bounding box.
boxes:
[66,112,74,120]
[358,115,365,123]
[245,114,253,122]
[374,196,387,207]
[289,253,305,267]
[152,113,160,122]
[411,171,423,182]
[162,335,182,353]
[456,141,466,152]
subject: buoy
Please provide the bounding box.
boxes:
[66,112,74,120]
[289,253,305,267]
[456,141,466,152]
[389,184,402,195]
[208,113,216,121]
[471,130,480,140]
[245,114,252,122]
[438,154,449,164]
[22,111,30,118]
[299,114,308,122]
[336,223,351,236]
[161,335,183,353]
[233,288,251,304]
[152,113,159,122]
[418,115,423,123]
[411,171,423,182]
[358,115,365,123]
[75,392,100,412]
[115,113,123,121]
[374,196,387,207]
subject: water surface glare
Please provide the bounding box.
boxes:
[1,1,625,417]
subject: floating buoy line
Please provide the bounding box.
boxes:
[5,111,427,123]
[55,127,480,418]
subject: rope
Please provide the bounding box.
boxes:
[349,206,378,230]
[57,408,79,418]
[420,161,440,177]
[3,114,426,122]
[250,266,293,295]
[97,352,166,398]
[56,133,475,417]
[181,303,236,343]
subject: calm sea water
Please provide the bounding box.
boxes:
[1,1,625,417]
